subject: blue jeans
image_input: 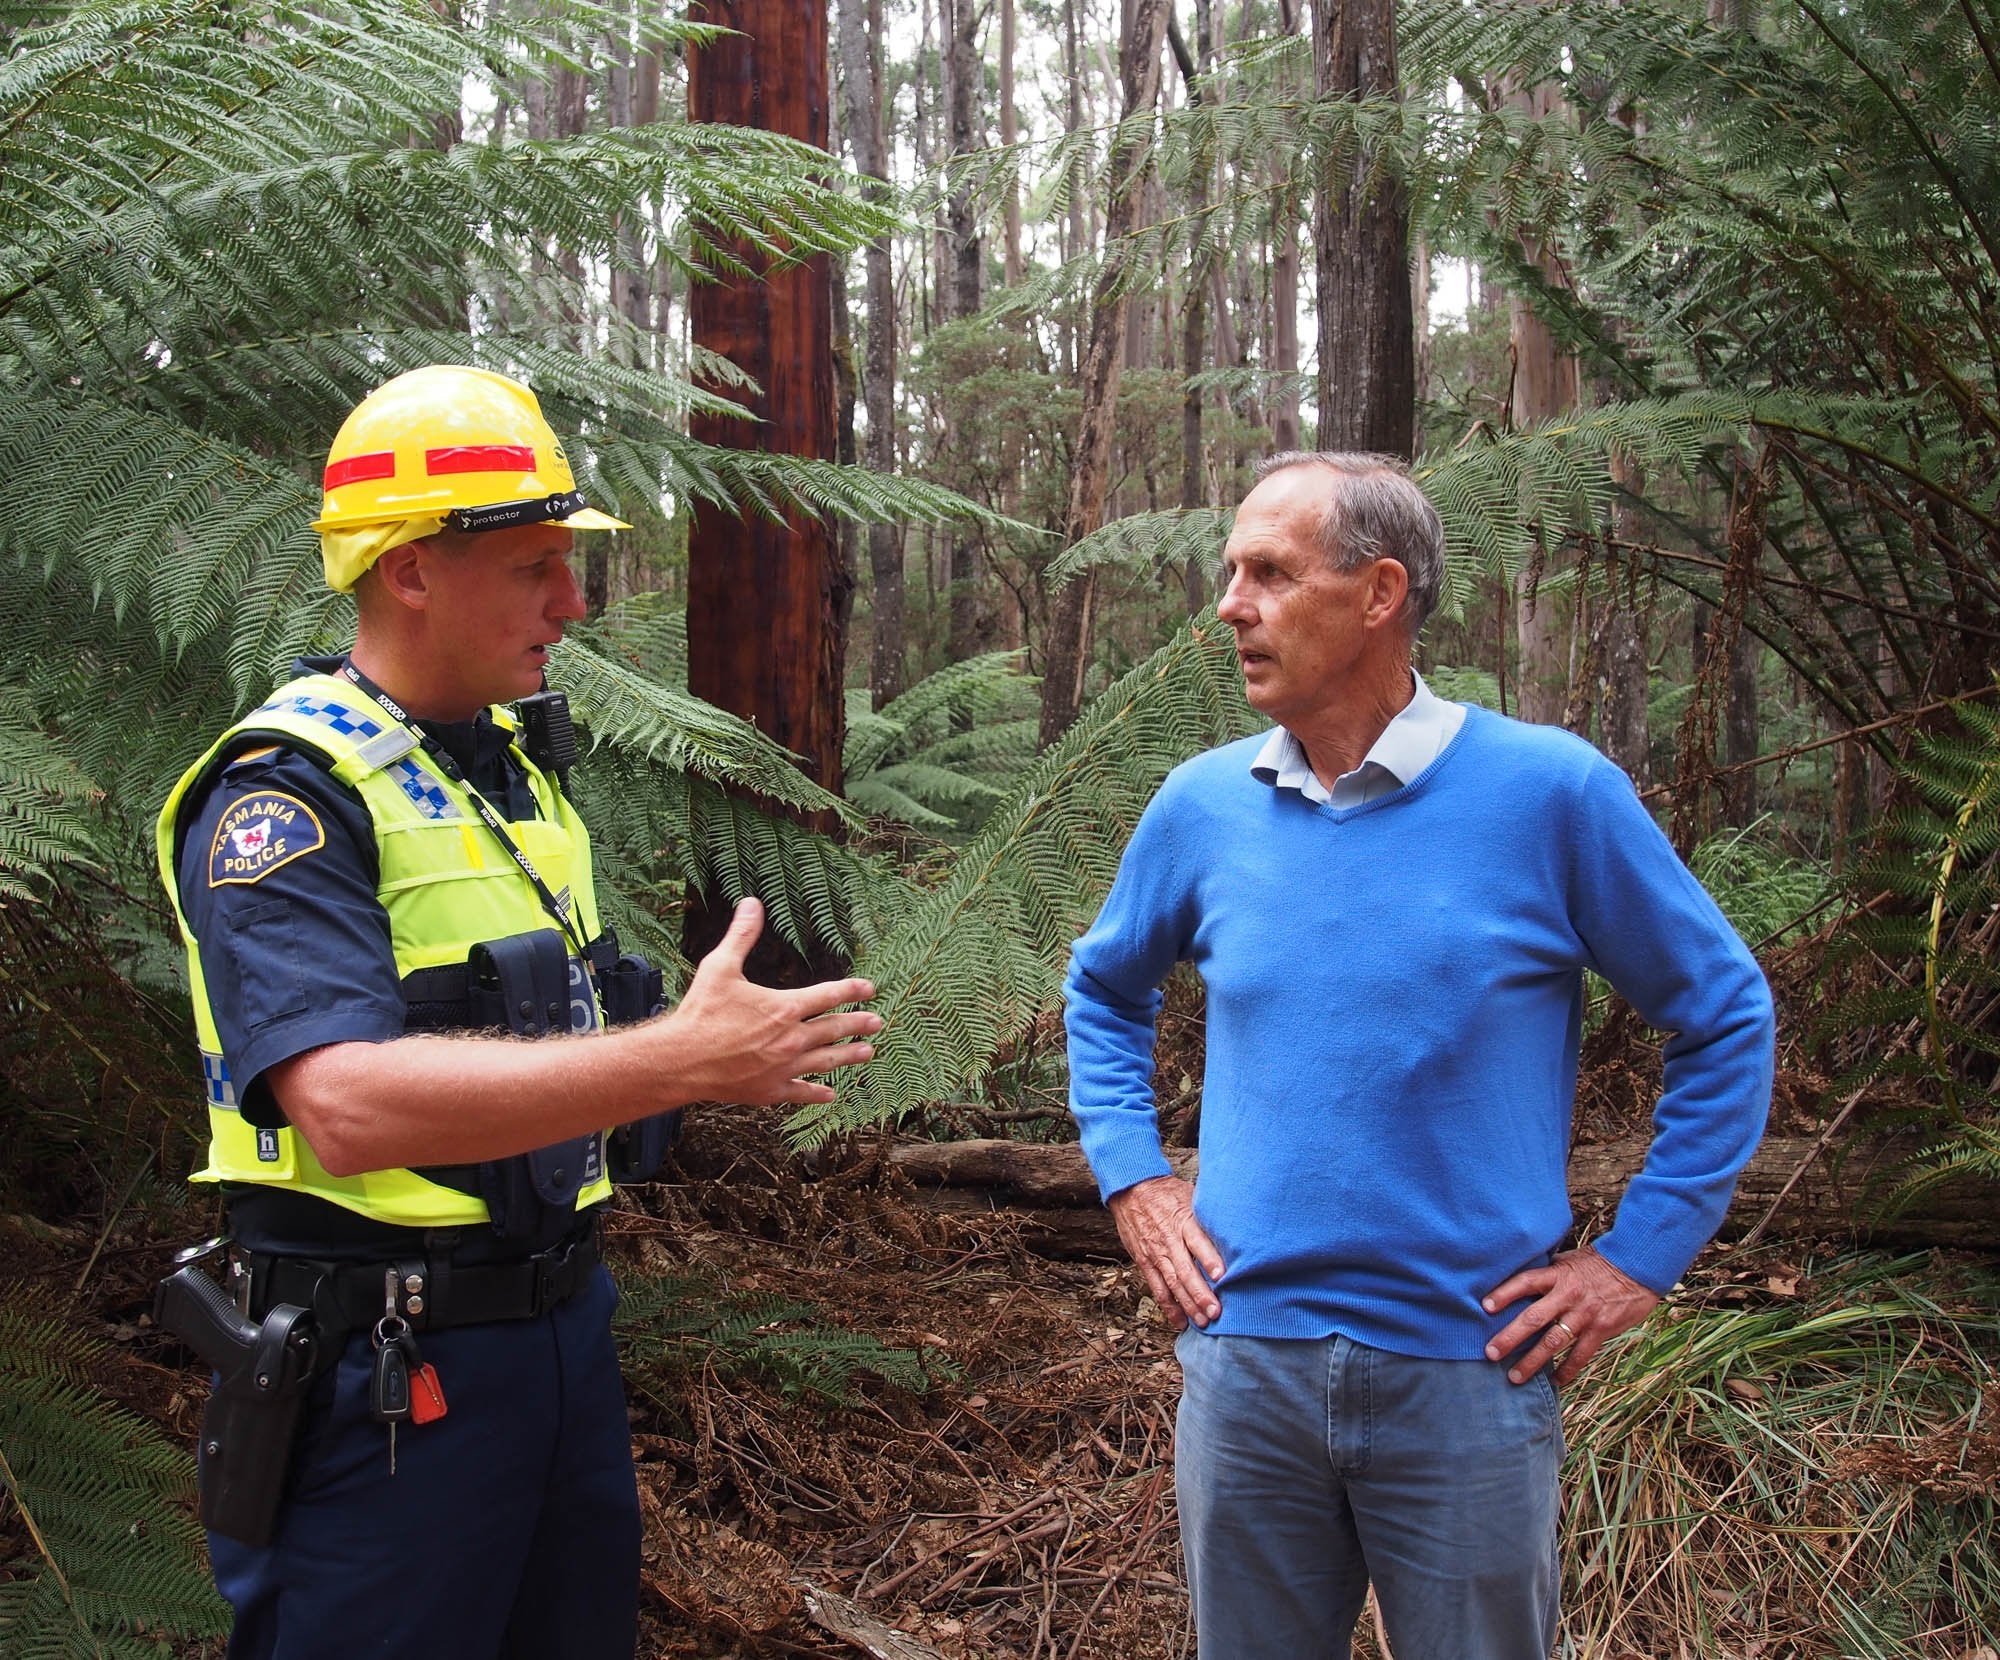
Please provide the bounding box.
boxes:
[209,1265,640,1660]
[1175,1330,1563,1660]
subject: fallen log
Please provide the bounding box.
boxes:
[886,1134,2000,1256]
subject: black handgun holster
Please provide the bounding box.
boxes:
[155,1264,319,1547]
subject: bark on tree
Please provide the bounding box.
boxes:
[541,55,612,614]
[1585,82,1650,777]
[945,0,999,665]
[837,0,907,706]
[1410,228,1431,454]
[1064,0,1085,378]
[1000,0,1022,287]
[1267,0,1305,452]
[1169,5,1214,615]
[685,1,851,977]
[1308,0,1414,458]
[1724,628,1760,822]
[1037,0,1173,746]
[1597,560,1652,781]
[1503,77,1578,726]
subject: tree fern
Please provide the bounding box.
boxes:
[844,654,1040,835]
[1820,695,2000,1206]
[0,1302,228,1656]
[788,616,1259,1146]
[0,690,101,899]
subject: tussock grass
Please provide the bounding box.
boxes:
[1559,1252,1998,1659]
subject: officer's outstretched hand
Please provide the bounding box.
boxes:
[659,898,880,1106]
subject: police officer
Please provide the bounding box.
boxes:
[156,366,882,1659]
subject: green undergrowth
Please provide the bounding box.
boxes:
[1561,1250,1999,1658]
[612,1270,953,1412]
[0,1301,228,1659]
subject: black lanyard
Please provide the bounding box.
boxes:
[337,662,590,960]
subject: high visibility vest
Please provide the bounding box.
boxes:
[155,672,615,1228]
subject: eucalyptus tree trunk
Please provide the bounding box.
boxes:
[1587,81,1651,779]
[1169,4,1213,614]
[1038,0,1172,746]
[611,21,662,370]
[1504,76,1577,726]
[685,1,850,979]
[1410,229,1431,453]
[945,0,999,664]
[836,0,907,705]
[1590,441,1651,779]
[1267,0,1304,451]
[1064,0,1085,377]
[1705,0,1761,816]
[1725,628,1760,822]
[1308,0,1413,458]
[1001,0,1022,286]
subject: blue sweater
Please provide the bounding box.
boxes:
[1064,706,1775,1358]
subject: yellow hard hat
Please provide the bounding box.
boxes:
[312,365,629,592]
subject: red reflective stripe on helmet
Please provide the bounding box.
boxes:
[425,445,536,475]
[323,451,397,489]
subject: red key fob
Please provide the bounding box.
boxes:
[410,1363,448,1425]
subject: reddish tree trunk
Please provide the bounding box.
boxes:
[686,2,851,972]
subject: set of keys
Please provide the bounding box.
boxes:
[370,1267,447,1473]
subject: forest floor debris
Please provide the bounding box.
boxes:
[3,1099,1996,1660]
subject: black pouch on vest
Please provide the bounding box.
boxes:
[461,931,600,1239]
[588,932,682,1182]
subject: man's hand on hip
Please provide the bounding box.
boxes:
[1482,1245,1659,1387]
[1107,1175,1223,1331]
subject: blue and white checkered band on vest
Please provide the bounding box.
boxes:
[253,688,464,821]
[200,1048,237,1109]
[260,690,387,741]
[383,754,465,820]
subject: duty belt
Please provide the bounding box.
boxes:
[244,1218,601,1337]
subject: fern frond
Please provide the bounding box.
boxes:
[0,688,104,897]
[0,1301,228,1653]
[1046,508,1233,588]
[614,1271,945,1405]
[788,616,1258,1146]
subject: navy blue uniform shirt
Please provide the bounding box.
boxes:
[177,657,551,1248]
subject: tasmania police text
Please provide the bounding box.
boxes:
[207,791,326,887]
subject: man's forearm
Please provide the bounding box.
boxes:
[271,1019,701,1176]
[273,904,882,1176]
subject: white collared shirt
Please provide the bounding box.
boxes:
[1249,670,1467,807]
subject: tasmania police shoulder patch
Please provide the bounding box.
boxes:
[208,791,325,887]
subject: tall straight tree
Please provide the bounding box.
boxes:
[1309,0,1414,457]
[944,0,1000,664]
[1267,0,1305,451]
[836,0,906,705]
[686,1,850,966]
[1000,0,1022,286]
[1704,0,1760,818]
[1038,0,1171,745]
[1503,77,1578,726]
[1169,1,1215,613]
